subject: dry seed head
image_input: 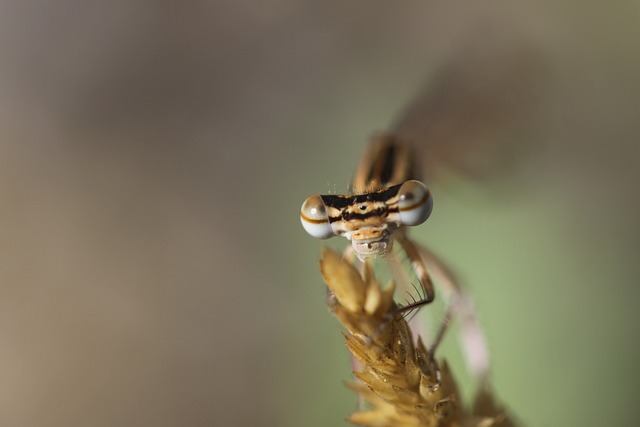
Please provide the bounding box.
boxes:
[319,248,513,427]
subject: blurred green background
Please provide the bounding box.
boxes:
[0,1,638,426]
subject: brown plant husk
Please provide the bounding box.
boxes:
[319,248,515,427]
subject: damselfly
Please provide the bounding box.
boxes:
[300,133,489,376]
[300,133,435,312]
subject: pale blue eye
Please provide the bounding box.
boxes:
[300,195,334,239]
[397,180,432,226]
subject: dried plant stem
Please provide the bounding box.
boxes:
[319,248,514,427]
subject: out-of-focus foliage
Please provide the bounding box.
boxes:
[0,2,638,427]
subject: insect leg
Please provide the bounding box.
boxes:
[394,235,436,316]
[413,243,490,380]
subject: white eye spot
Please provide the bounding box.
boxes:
[300,195,334,239]
[397,180,432,226]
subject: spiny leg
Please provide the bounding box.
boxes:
[387,235,444,390]
[412,242,491,380]
[394,235,436,316]
[386,247,422,310]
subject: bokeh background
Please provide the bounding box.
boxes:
[0,1,638,426]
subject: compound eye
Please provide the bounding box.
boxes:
[300,195,334,239]
[397,180,433,226]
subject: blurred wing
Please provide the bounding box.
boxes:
[393,32,546,183]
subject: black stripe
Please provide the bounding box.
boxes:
[341,208,389,222]
[364,140,396,186]
[379,143,396,185]
[320,194,352,210]
[320,184,402,210]
[329,208,390,223]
